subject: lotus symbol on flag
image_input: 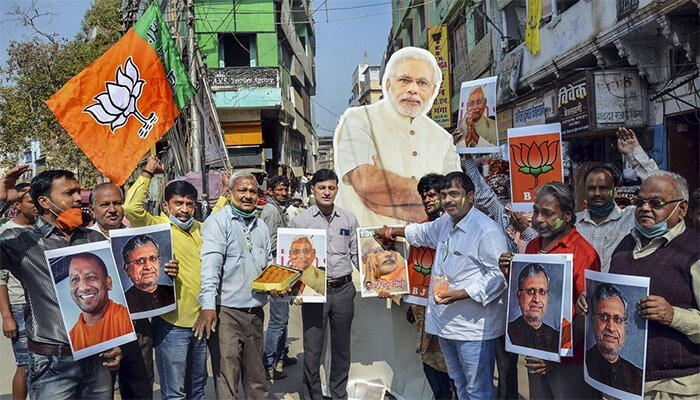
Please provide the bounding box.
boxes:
[84,57,158,139]
[510,140,559,189]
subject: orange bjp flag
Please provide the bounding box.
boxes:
[507,123,563,212]
[46,3,194,185]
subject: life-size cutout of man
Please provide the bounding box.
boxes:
[333,46,460,226]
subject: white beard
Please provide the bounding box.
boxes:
[388,92,430,118]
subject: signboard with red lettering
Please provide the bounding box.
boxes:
[428,25,451,128]
[508,123,563,211]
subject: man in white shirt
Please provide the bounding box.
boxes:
[334,46,460,226]
[454,86,497,148]
[376,171,508,399]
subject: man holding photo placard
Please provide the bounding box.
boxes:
[500,182,600,399]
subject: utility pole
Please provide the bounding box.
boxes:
[187,0,202,172]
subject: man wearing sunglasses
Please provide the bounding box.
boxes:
[575,127,658,272]
[121,235,174,314]
[508,263,559,354]
[578,170,699,399]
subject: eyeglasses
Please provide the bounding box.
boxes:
[468,98,485,106]
[593,313,627,325]
[632,197,683,210]
[290,249,313,256]
[126,255,160,266]
[519,288,549,296]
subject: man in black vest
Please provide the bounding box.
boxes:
[577,170,699,399]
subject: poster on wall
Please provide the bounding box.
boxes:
[357,227,410,297]
[455,76,499,154]
[45,242,137,360]
[276,228,327,303]
[109,223,176,319]
[505,254,570,362]
[584,270,649,400]
[507,123,563,211]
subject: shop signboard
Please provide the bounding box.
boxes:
[514,96,546,128]
[497,46,524,105]
[592,71,646,129]
[428,25,452,128]
[544,75,590,135]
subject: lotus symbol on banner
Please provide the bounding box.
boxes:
[510,140,559,189]
[84,57,159,139]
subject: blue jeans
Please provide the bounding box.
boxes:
[439,337,497,400]
[28,352,112,399]
[10,304,29,367]
[263,300,289,370]
[153,317,208,400]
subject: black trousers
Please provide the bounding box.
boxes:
[114,318,154,399]
[301,282,355,400]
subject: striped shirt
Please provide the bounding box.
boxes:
[0,216,107,345]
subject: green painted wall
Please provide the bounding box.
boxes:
[194,0,278,68]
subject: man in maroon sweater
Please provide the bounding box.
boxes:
[578,170,699,399]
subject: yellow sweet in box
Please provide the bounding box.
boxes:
[252,264,300,291]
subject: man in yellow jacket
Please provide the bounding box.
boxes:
[124,156,225,400]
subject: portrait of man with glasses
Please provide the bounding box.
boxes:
[507,263,560,354]
[585,282,643,395]
[286,234,326,297]
[120,233,175,315]
[453,80,498,151]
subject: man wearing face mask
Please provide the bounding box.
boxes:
[0,167,122,399]
[194,171,272,400]
[575,127,658,272]
[577,171,699,399]
[499,182,600,399]
[124,157,223,400]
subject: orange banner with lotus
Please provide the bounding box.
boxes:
[508,123,563,211]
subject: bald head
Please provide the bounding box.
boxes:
[90,183,124,232]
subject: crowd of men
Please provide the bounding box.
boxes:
[0,45,698,400]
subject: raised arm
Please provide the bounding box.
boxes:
[123,157,164,227]
[617,127,658,180]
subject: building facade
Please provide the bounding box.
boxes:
[194,0,317,176]
[348,63,382,106]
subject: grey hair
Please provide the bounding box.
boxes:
[382,46,442,105]
[645,170,689,201]
[536,182,576,216]
[89,182,124,206]
[290,235,312,247]
[517,263,550,291]
[591,283,628,319]
[230,171,258,189]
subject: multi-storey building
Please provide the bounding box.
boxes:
[495,0,699,203]
[194,0,317,176]
[348,64,382,106]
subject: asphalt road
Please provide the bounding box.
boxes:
[1,303,528,399]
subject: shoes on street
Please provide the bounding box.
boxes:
[266,369,287,380]
[283,356,298,366]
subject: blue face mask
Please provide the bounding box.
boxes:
[169,214,194,231]
[634,202,680,239]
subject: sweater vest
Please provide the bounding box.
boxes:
[610,229,700,381]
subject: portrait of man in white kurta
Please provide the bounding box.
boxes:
[333,46,460,226]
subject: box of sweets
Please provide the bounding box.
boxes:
[252,264,301,292]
